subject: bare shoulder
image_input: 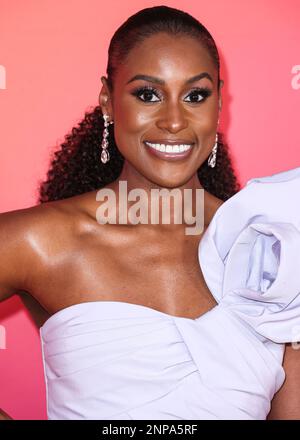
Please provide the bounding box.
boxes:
[267,343,300,419]
[0,196,85,301]
[0,203,51,297]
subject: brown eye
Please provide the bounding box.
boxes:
[131,86,161,102]
[184,87,212,103]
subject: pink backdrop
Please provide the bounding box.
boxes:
[0,0,299,419]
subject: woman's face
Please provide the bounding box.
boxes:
[99,32,223,189]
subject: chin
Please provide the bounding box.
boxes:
[146,173,197,189]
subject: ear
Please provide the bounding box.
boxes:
[218,79,224,112]
[99,76,113,120]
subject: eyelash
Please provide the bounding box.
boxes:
[131,85,212,104]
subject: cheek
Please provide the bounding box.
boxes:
[114,95,152,134]
[113,99,149,156]
[194,100,219,133]
[201,95,219,119]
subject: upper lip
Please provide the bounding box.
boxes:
[144,139,195,145]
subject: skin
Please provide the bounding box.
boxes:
[101,33,222,197]
[0,32,299,419]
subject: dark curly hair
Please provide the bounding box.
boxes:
[37,5,240,204]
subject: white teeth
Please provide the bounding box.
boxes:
[145,142,192,153]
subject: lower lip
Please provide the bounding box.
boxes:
[143,142,194,161]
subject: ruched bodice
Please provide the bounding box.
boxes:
[40,166,300,420]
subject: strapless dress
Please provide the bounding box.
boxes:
[39,166,300,420]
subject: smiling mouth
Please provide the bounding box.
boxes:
[144,141,194,159]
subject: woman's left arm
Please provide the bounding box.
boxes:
[267,343,300,419]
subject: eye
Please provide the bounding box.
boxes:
[131,86,161,102]
[184,87,212,103]
[130,85,212,104]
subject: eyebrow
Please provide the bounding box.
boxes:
[126,72,214,85]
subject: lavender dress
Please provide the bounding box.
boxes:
[40,166,300,420]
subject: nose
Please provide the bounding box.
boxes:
[156,100,188,133]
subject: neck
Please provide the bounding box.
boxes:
[96,161,207,236]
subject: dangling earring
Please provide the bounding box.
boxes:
[207,132,218,168]
[208,115,220,168]
[101,114,114,164]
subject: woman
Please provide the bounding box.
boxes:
[0,5,299,420]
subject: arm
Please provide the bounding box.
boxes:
[267,343,300,419]
[0,409,13,420]
[0,208,40,420]
[0,209,34,300]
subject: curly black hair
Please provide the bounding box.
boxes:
[37,5,241,204]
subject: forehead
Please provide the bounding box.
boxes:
[115,32,217,86]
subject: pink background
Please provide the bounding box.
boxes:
[0,0,299,419]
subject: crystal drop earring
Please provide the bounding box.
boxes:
[208,118,220,168]
[101,114,114,164]
[207,132,218,168]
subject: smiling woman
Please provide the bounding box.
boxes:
[38,7,239,204]
[1,4,300,421]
